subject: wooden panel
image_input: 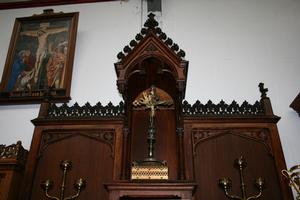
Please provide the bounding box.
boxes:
[0,168,26,200]
[0,169,27,200]
[29,129,115,200]
[0,172,9,199]
[191,128,282,200]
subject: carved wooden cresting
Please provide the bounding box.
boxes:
[47,102,124,118]
[0,141,27,161]
[0,141,28,200]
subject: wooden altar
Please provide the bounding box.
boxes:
[104,182,196,200]
[12,13,293,200]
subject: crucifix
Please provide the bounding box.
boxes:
[133,85,173,161]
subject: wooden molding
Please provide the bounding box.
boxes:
[290,93,300,116]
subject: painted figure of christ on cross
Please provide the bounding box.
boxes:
[20,22,68,85]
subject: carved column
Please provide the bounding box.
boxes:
[177,127,185,180]
[121,127,130,180]
[38,102,50,117]
[176,91,186,180]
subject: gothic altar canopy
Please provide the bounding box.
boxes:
[0,13,293,200]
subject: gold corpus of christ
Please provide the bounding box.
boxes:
[131,85,173,180]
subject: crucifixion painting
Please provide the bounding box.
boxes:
[0,10,78,104]
[7,21,70,92]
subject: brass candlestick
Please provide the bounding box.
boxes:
[282,165,300,200]
[219,156,265,200]
[41,160,86,200]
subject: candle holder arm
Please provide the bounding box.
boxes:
[246,190,263,200]
[281,169,300,194]
[64,190,81,200]
[44,189,60,200]
[222,188,243,200]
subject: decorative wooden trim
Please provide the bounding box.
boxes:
[116,13,186,62]
[47,101,124,118]
[115,13,189,98]
[0,141,28,166]
[183,83,277,117]
[39,129,116,158]
[191,128,273,157]
[183,100,264,116]
[290,93,300,116]
[104,182,197,200]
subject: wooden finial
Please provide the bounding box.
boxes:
[43,9,54,14]
[259,83,268,98]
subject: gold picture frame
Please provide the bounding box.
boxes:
[0,9,79,104]
[0,1,115,10]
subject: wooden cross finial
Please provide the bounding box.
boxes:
[259,83,268,98]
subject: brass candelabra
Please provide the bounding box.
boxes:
[41,160,86,200]
[219,156,265,200]
[281,165,300,200]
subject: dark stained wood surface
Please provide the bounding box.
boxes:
[19,118,124,200]
[184,118,293,200]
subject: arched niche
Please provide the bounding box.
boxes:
[127,57,177,103]
[115,14,188,180]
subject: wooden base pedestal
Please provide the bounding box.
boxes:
[104,182,197,200]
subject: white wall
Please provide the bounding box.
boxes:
[0,0,299,169]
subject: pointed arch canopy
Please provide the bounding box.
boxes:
[115,13,189,99]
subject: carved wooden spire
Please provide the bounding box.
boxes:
[115,13,188,98]
[116,13,186,62]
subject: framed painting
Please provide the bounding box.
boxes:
[0,0,116,10]
[0,9,79,104]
